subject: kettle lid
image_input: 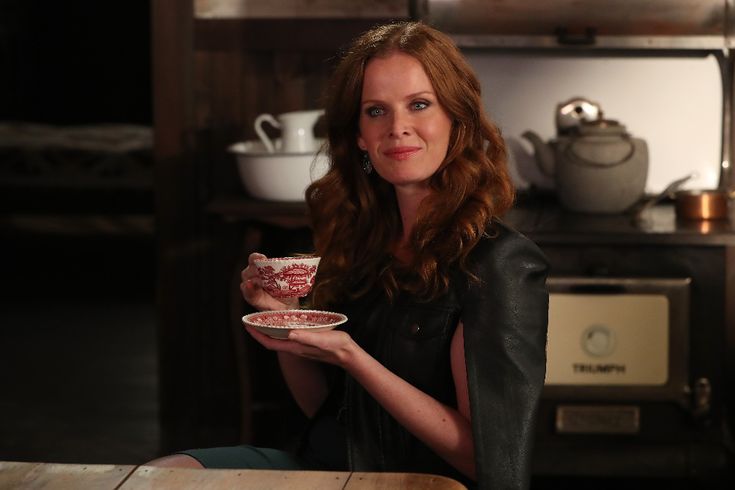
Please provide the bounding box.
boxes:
[577,115,628,135]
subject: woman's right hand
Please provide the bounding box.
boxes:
[240,252,299,311]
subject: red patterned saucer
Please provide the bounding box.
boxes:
[242,309,347,339]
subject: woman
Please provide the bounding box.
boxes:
[150,21,548,490]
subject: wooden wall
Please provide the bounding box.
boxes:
[192,22,339,197]
[153,0,408,453]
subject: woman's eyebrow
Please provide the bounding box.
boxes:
[360,91,435,105]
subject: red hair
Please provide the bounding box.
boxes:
[306,21,514,307]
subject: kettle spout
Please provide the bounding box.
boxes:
[521,130,555,177]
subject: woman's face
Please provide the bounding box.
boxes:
[357,51,452,193]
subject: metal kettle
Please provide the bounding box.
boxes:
[522,116,649,214]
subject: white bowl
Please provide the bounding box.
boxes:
[229,139,329,202]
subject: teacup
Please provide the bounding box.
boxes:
[254,256,321,298]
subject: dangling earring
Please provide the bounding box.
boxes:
[361,152,373,174]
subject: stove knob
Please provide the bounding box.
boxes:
[581,324,616,357]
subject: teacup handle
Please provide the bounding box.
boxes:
[254,113,280,153]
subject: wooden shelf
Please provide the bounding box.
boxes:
[194,0,408,21]
[209,193,735,244]
[194,18,402,52]
[207,195,310,228]
[507,201,735,246]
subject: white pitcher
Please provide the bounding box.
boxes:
[254,109,324,153]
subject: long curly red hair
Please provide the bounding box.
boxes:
[306,21,514,308]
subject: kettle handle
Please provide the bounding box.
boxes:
[565,136,636,168]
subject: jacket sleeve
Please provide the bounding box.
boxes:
[460,223,549,490]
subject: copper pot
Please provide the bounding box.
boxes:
[673,189,735,220]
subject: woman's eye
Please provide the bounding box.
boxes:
[365,106,385,117]
[412,101,429,111]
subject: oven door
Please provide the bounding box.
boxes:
[543,276,691,434]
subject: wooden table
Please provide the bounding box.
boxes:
[0,461,467,489]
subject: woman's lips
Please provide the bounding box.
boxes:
[383,147,421,160]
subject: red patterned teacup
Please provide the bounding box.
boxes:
[254,256,321,298]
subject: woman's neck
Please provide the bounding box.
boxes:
[393,185,430,261]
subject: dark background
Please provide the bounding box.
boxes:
[0,0,159,465]
[0,0,151,125]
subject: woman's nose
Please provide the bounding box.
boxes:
[388,111,411,137]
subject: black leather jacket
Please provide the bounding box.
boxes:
[315,221,549,490]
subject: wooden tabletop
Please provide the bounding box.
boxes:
[0,461,467,489]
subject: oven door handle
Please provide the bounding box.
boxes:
[566,284,627,294]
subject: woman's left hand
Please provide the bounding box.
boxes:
[244,325,358,369]
[246,323,475,479]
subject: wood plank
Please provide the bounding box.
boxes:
[417,0,725,36]
[121,467,350,489]
[155,0,244,453]
[207,195,309,227]
[345,472,467,490]
[195,0,408,19]
[194,19,400,52]
[0,461,136,489]
[726,246,735,435]
[153,0,200,453]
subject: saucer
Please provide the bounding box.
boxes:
[242,309,348,339]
